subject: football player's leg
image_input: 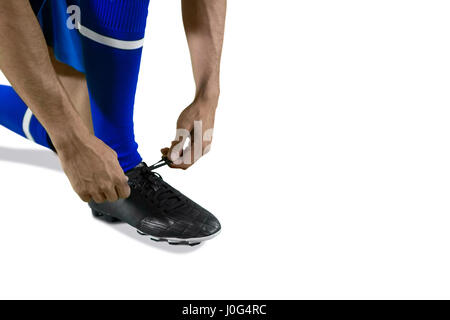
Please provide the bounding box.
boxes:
[79,0,150,172]
[0,84,52,149]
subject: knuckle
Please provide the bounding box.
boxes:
[91,190,102,199]
[99,181,112,191]
[73,182,84,193]
[77,187,89,196]
[108,195,119,202]
[90,191,99,197]
[93,196,105,203]
[79,193,90,202]
[117,175,128,183]
[99,186,110,194]
[121,188,131,198]
[90,186,101,195]
[115,180,127,189]
[79,191,89,198]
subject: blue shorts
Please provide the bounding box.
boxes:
[30,0,148,73]
[31,0,85,73]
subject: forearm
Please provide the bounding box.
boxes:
[0,0,88,148]
[182,0,227,103]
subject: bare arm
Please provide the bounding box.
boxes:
[163,0,227,169]
[0,0,130,202]
[0,0,85,144]
[182,0,226,100]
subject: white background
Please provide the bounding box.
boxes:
[1,0,450,299]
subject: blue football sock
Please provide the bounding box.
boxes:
[78,0,150,172]
[0,85,52,149]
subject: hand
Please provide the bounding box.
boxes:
[162,97,218,170]
[55,131,131,203]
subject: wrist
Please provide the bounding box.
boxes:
[49,120,91,153]
[195,86,220,109]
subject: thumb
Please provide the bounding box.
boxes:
[166,139,183,163]
[161,148,170,157]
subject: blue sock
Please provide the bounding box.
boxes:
[0,85,52,149]
[79,0,150,172]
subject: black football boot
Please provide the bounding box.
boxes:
[89,158,221,246]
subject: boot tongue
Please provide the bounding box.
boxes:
[125,162,147,175]
[134,162,146,169]
[127,161,185,210]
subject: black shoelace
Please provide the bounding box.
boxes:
[133,158,187,211]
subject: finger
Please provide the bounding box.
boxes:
[203,145,212,155]
[103,187,119,202]
[161,148,170,157]
[168,125,192,163]
[165,142,177,161]
[78,192,91,203]
[169,147,194,170]
[187,143,196,166]
[203,139,213,155]
[167,139,186,164]
[92,192,106,203]
[169,162,192,170]
[168,136,197,169]
[116,182,131,199]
